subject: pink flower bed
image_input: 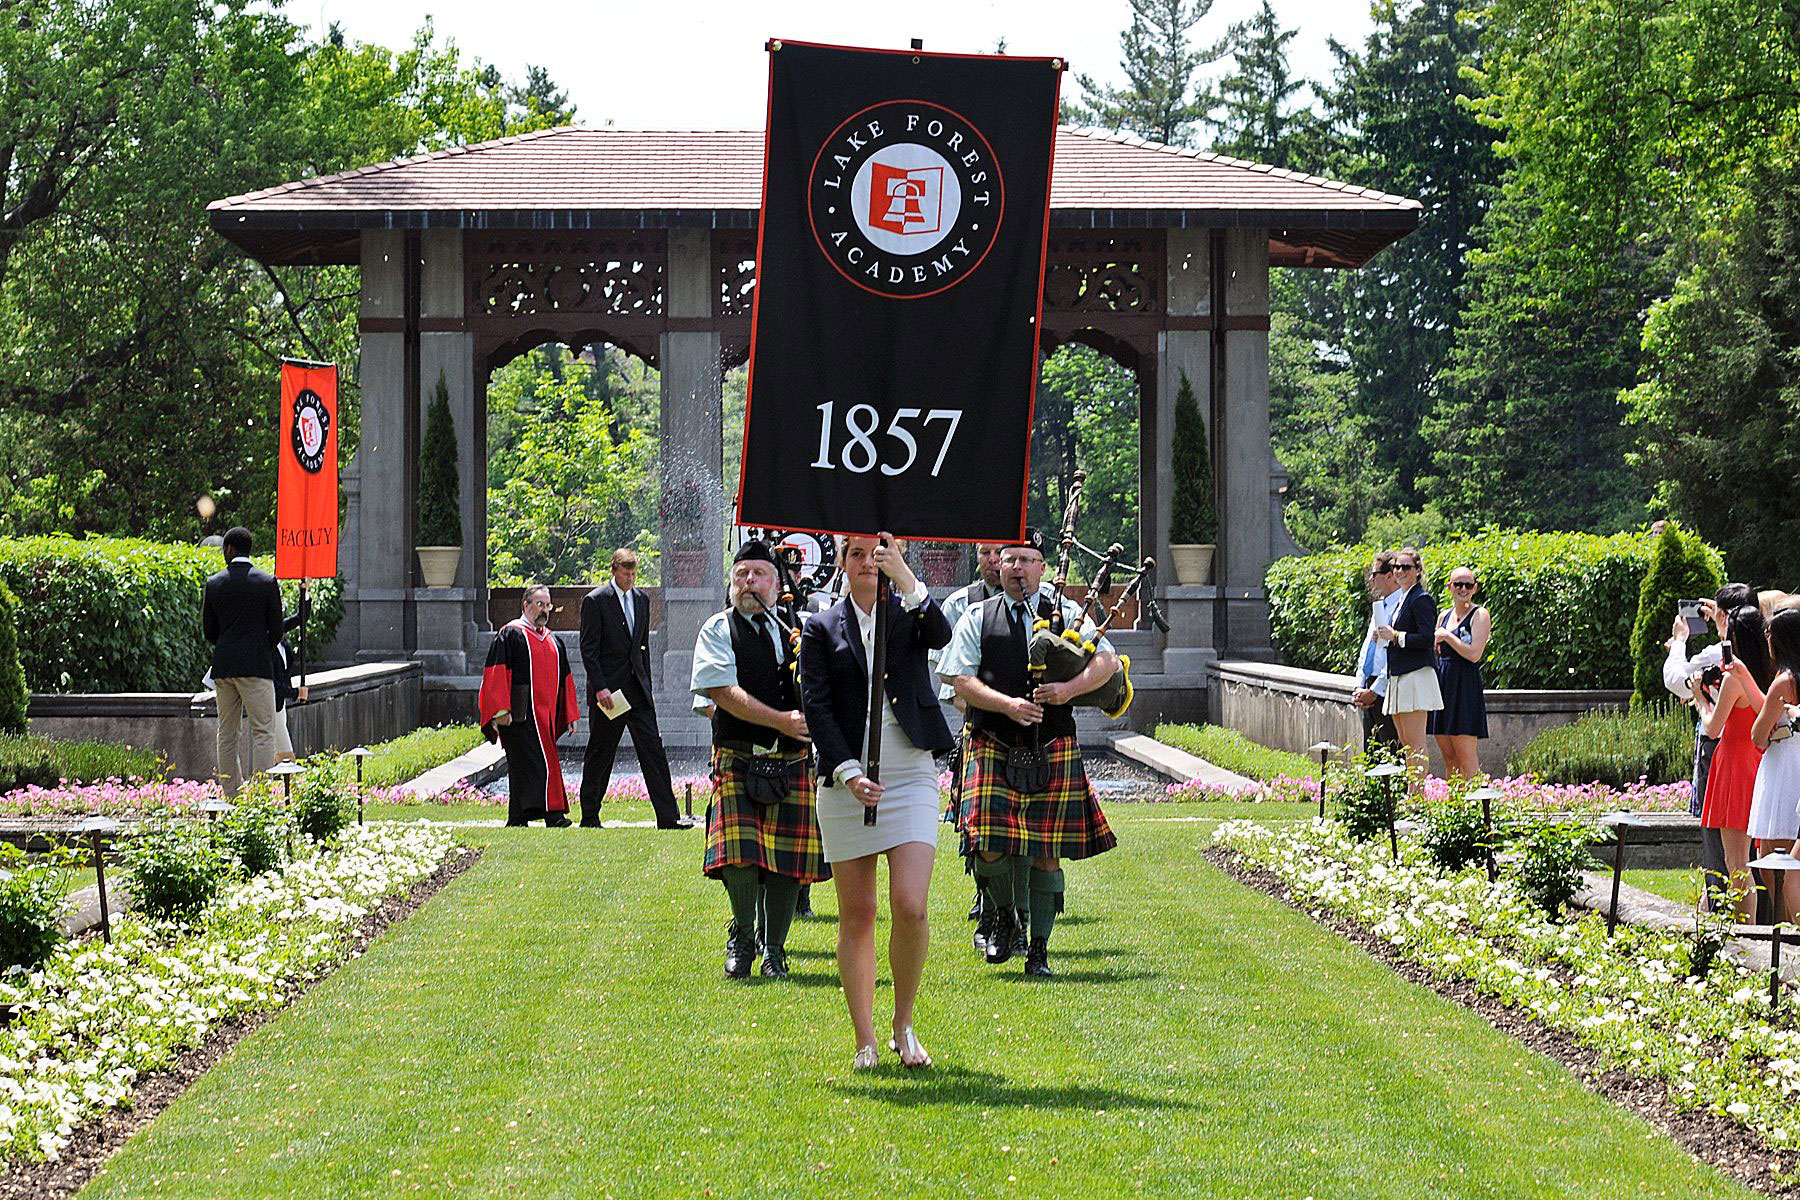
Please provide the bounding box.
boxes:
[1166,772,1693,815]
[0,778,225,818]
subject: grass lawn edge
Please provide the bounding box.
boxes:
[0,845,483,1200]
[1204,844,1785,1196]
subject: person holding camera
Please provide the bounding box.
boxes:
[1373,549,1442,784]
[1352,550,1402,753]
[1666,583,1755,903]
[1748,609,1800,923]
[1706,606,1773,921]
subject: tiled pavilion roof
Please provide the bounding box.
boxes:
[210,126,1419,269]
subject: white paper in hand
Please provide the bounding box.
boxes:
[598,691,632,721]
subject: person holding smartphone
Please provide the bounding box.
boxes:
[1373,549,1442,786]
[1706,606,1774,921]
[1747,610,1800,923]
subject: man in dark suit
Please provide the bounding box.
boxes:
[203,526,284,794]
[579,548,687,828]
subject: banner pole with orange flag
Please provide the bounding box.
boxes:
[275,358,340,696]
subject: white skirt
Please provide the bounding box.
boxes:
[1748,737,1800,842]
[1385,666,1444,715]
[816,720,942,862]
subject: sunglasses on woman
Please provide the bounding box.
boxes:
[1451,581,1476,590]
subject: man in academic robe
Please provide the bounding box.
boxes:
[479,585,581,828]
[579,548,687,829]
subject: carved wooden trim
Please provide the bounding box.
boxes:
[468,233,667,319]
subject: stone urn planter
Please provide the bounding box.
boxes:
[920,544,963,587]
[417,546,462,589]
[668,548,707,589]
[1169,543,1214,586]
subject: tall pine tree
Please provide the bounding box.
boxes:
[1067,0,1227,145]
[1213,1,1308,167]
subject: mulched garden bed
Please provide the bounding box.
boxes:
[1206,845,1799,1196]
[0,844,483,1200]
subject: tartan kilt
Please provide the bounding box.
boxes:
[702,749,828,883]
[958,731,1116,860]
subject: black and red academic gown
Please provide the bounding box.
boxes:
[478,619,580,825]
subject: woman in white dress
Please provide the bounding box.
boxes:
[1748,609,1800,922]
[799,535,955,1070]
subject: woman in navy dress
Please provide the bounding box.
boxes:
[1428,566,1491,779]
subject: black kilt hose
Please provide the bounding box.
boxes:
[702,749,829,883]
[959,731,1116,860]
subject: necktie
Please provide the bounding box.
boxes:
[620,588,634,636]
[1009,601,1029,653]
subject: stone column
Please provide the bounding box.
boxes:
[1222,226,1272,651]
[414,229,478,674]
[1156,228,1214,677]
[658,229,725,689]
[354,230,411,658]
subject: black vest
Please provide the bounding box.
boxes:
[712,610,804,753]
[970,593,1077,743]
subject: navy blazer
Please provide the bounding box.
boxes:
[580,585,653,701]
[1386,584,1439,676]
[202,560,282,680]
[800,592,955,777]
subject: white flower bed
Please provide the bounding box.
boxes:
[1215,817,1800,1155]
[0,823,455,1162]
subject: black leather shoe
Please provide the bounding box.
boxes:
[723,922,754,979]
[545,814,573,828]
[972,909,993,954]
[1012,914,1028,958]
[658,819,698,830]
[985,907,1016,964]
[967,889,982,921]
[795,885,815,918]
[1024,938,1052,978]
[761,949,790,979]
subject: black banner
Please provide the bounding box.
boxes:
[737,40,1062,543]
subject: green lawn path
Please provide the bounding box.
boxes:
[82,803,1751,1198]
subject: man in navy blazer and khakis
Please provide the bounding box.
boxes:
[579,548,687,828]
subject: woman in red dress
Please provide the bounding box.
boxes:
[1705,605,1774,920]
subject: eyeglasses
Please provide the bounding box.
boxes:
[1395,562,1419,572]
[1372,567,1392,576]
[1451,581,1476,590]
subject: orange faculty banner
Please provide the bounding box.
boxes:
[274,359,339,580]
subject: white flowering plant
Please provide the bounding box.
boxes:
[1214,816,1800,1160]
[0,822,455,1163]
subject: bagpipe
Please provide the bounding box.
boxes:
[1027,470,1168,720]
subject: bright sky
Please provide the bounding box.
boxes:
[299,0,1372,131]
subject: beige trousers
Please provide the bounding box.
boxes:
[215,676,277,795]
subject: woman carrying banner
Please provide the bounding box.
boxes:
[800,535,954,1069]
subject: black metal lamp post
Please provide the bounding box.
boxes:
[1750,849,1800,1018]
[199,797,234,824]
[1308,741,1340,819]
[1366,762,1406,861]
[268,761,305,853]
[347,747,372,825]
[76,815,121,944]
[1464,786,1503,883]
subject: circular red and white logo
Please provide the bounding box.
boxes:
[808,100,1004,300]
[291,389,330,474]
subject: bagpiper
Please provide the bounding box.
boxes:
[689,541,827,979]
[938,530,1118,978]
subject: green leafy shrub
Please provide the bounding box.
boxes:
[1331,752,1404,842]
[292,770,354,843]
[1629,523,1724,710]
[0,735,59,795]
[0,581,24,736]
[1153,723,1319,782]
[1420,783,1494,873]
[0,844,66,971]
[0,537,342,693]
[419,376,462,547]
[1265,527,1714,688]
[1508,701,1695,787]
[344,724,484,788]
[214,786,286,876]
[1509,817,1607,918]
[1170,372,1216,544]
[120,823,226,920]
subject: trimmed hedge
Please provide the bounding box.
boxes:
[0,538,342,694]
[0,581,23,735]
[1507,702,1695,787]
[1264,528,1716,690]
[1154,723,1320,781]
